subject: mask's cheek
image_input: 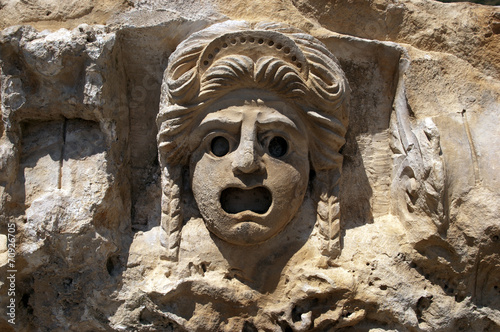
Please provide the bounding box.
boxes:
[191,154,223,211]
[264,157,309,199]
[261,161,309,225]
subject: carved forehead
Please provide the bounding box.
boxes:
[201,89,303,117]
[195,89,308,131]
[198,99,306,132]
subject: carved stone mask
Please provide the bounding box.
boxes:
[157,21,349,260]
[189,92,309,245]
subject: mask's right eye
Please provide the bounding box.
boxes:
[210,136,230,157]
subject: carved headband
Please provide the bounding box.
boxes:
[197,30,309,78]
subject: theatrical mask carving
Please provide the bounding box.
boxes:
[157,21,350,261]
[190,93,310,245]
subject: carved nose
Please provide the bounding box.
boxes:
[232,141,264,174]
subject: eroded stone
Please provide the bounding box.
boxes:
[0,1,499,331]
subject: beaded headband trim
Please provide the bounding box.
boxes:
[198,30,309,78]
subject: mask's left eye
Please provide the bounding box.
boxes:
[211,136,230,157]
[268,136,288,158]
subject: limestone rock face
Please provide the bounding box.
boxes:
[0,1,499,331]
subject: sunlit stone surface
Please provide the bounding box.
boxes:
[0,1,499,330]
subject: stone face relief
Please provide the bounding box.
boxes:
[190,97,310,246]
[127,21,353,329]
[157,21,349,260]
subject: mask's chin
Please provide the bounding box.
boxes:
[220,187,272,215]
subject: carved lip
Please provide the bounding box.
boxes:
[220,186,272,215]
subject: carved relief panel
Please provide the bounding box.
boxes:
[1,9,498,330]
[137,21,354,330]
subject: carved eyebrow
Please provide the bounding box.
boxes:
[191,117,241,144]
[197,116,241,132]
[256,114,303,137]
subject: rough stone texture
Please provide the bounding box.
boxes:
[0,0,499,331]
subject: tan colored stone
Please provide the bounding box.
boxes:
[0,0,499,330]
[0,0,130,31]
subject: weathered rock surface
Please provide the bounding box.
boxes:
[0,0,499,331]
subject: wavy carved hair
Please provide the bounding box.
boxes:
[157,21,350,261]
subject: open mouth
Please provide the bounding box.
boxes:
[220,187,272,214]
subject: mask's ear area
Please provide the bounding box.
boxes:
[312,167,342,261]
